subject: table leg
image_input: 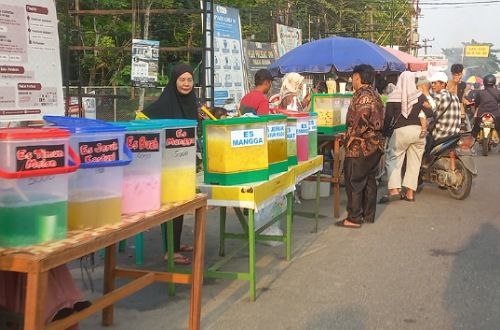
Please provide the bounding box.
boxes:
[135,233,144,265]
[167,221,176,296]
[286,192,293,261]
[189,206,207,330]
[314,171,321,233]
[333,137,341,218]
[24,271,48,330]
[248,209,256,301]
[102,243,117,326]
[219,207,227,257]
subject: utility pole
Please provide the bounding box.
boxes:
[308,14,311,42]
[390,0,394,47]
[369,7,374,42]
[421,38,434,55]
[138,0,152,112]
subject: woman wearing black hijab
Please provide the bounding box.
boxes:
[144,63,198,265]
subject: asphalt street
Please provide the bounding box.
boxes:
[78,150,500,329]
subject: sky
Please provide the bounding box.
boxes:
[418,1,500,56]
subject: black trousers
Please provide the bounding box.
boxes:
[344,151,382,224]
[168,216,183,252]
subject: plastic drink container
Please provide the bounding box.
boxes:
[279,110,309,162]
[147,119,198,203]
[0,128,80,247]
[203,117,269,185]
[286,118,298,166]
[261,114,288,175]
[308,112,318,158]
[44,116,132,230]
[114,121,164,214]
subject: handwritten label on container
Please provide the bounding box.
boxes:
[287,126,296,140]
[296,121,309,135]
[266,124,286,140]
[230,129,265,148]
[126,133,160,153]
[165,127,196,149]
[309,118,317,131]
[79,139,119,163]
[16,144,65,172]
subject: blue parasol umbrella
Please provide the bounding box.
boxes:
[268,36,406,76]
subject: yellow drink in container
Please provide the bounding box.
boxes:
[44,116,132,230]
[153,120,197,204]
[203,117,269,185]
[260,115,288,175]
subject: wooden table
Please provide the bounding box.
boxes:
[0,194,207,330]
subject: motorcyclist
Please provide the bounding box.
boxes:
[471,74,500,138]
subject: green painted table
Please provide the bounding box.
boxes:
[165,156,323,301]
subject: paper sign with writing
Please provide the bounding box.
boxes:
[16,144,65,172]
[230,129,265,148]
[165,128,196,149]
[79,139,120,163]
[267,124,286,140]
[126,133,160,153]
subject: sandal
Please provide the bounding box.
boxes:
[180,244,194,252]
[164,253,192,265]
[335,219,361,229]
[401,193,415,202]
[378,193,402,204]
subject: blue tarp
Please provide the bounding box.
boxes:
[268,36,406,76]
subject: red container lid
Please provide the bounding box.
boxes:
[0,127,70,140]
[277,109,310,118]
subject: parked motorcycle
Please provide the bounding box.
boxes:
[420,132,477,200]
[476,113,499,156]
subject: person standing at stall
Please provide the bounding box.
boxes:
[279,72,311,111]
[239,69,274,115]
[336,64,385,229]
[143,63,198,265]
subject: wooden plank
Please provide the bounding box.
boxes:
[68,8,201,15]
[190,206,207,330]
[102,244,117,326]
[24,271,48,330]
[47,273,155,330]
[115,268,192,285]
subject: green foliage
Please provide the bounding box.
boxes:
[58,0,413,86]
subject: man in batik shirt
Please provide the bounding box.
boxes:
[337,64,385,229]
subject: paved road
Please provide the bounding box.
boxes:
[79,152,500,329]
[207,153,500,329]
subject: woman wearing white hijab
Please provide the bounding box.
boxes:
[279,72,310,111]
[380,71,432,203]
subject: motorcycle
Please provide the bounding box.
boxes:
[420,132,477,200]
[476,113,499,156]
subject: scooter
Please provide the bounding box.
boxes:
[476,113,499,156]
[420,132,477,200]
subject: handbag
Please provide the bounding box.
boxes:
[386,105,402,137]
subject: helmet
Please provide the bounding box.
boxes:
[483,74,496,87]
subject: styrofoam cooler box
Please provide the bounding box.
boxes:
[300,176,331,200]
